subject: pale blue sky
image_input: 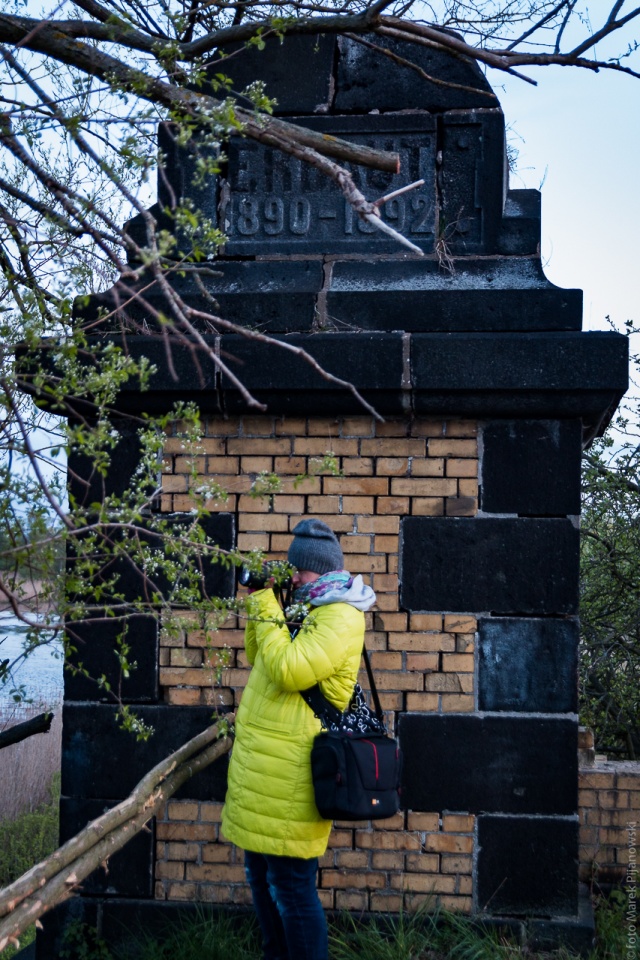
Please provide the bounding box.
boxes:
[497,67,639,338]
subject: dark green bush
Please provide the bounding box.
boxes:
[0,773,60,958]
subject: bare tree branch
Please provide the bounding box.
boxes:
[1,379,73,529]
[379,17,539,84]
[0,717,234,951]
[583,452,640,495]
[0,14,400,174]
[0,712,53,750]
[346,31,497,98]
[554,0,575,55]
[182,1,395,57]
[570,3,640,57]
[504,0,572,51]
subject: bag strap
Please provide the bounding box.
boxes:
[361,645,384,722]
[299,683,343,727]
[299,644,384,726]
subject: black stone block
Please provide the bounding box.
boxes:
[220,332,404,388]
[73,334,398,417]
[123,202,173,265]
[74,262,322,333]
[63,331,627,434]
[327,260,582,332]
[478,618,579,713]
[527,889,595,954]
[411,332,628,395]
[219,333,406,415]
[61,704,230,801]
[213,34,336,114]
[398,715,578,815]
[481,420,582,515]
[410,331,627,435]
[477,815,579,916]
[335,34,495,112]
[439,111,506,255]
[400,517,579,615]
[123,123,219,265]
[36,898,99,960]
[64,614,158,703]
[59,798,154,896]
[208,31,496,115]
[67,513,235,606]
[191,260,321,331]
[497,190,541,256]
[151,513,236,600]
[156,122,218,223]
[68,423,143,507]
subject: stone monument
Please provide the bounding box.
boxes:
[39,32,628,957]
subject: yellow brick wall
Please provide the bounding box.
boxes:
[579,761,640,886]
[156,801,474,913]
[156,415,479,911]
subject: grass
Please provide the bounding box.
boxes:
[111,907,262,960]
[328,898,628,960]
[588,890,629,960]
[53,891,629,960]
[0,770,60,960]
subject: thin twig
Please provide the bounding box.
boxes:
[348,30,497,97]
[374,179,425,208]
[1,381,73,529]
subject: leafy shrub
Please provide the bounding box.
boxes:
[0,773,60,958]
[0,772,59,888]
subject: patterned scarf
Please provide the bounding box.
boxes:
[293,569,353,606]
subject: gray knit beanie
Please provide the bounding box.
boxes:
[287,519,344,575]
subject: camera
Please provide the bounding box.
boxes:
[238,560,293,591]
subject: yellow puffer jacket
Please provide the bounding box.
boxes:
[221,587,364,858]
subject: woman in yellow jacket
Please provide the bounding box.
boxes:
[222,519,376,960]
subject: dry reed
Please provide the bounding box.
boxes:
[0,702,62,821]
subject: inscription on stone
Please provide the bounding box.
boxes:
[220,117,437,255]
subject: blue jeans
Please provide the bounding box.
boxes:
[244,850,328,960]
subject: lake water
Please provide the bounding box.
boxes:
[0,612,64,713]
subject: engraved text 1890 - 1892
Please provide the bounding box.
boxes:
[220,128,437,255]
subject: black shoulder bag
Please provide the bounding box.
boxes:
[300,647,403,821]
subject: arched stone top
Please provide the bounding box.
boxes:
[102,27,598,345]
[218,32,499,115]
